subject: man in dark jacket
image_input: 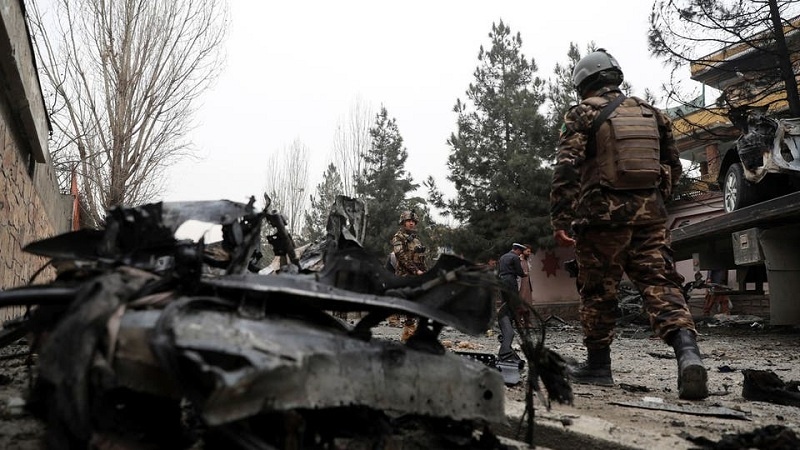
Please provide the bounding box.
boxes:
[496,243,526,362]
[550,49,707,400]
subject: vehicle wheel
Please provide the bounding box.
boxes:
[723,163,758,212]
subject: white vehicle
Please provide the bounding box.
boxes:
[721,111,800,212]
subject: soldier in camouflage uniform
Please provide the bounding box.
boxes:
[550,49,707,400]
[392,211,427,276]
[391,210,427,341]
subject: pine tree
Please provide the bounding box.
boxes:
[355,106,425,256]
[444,21,553,260]
[546,42,587,148]
[302,163,344,242]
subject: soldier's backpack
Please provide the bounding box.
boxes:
[585,95,662,190]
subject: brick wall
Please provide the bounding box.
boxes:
[0,0,72,323]
[730,295,771,317]
[687,293,771,319]
[0,99,68,321]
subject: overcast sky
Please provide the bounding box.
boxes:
[160,1,698,214]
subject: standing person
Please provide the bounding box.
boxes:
[517,245,534,328]
[391,210,427,341]
[496,243,526,362]
[550,49,708,400]
[702,269,731,316]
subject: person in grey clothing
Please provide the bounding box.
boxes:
[496,243,526,361]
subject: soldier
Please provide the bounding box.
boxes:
[391,210,427,341]
[550,49,708,400]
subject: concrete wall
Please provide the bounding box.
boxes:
[0,0,72,322]
[527,246,580,305]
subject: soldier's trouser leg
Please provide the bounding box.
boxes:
[574,227,627,349]
[624,223,695,339]
[625,223,707,400]
[572,227,629,386]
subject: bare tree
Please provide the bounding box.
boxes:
[264,139,310,238]
[331,98,373,197]
[26,0,228,227]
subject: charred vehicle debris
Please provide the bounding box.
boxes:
[721,109,800,212]
[0,195,571,449]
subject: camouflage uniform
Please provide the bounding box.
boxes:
[550,86,694,349]
[391,229,427,276]
[391,225,427,340]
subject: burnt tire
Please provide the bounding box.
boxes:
[723,162,758,212]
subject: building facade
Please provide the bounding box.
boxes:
[1,0,72,321]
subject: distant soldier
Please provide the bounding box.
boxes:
[392,210,427,276]
[551,48,707,400]
[391,210,427,341]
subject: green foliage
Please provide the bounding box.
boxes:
[302,163,344,242]
[545,42,586,153]
[442,21,554,260]
[355,106,428,256]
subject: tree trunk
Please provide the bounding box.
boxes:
[769,0,800,116]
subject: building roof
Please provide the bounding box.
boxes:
[690,14,800,90]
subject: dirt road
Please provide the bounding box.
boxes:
[1,317,799,449]
[416,317,800,449]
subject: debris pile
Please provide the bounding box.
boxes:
[0,195,570,449]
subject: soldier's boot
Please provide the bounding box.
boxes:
[669,329,709,400]
[567,347,614,386]
[401,319,417,342]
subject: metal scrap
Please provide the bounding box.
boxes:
[0,195,536,449]
[610,399,751,420]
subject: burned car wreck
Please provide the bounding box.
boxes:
[721,109,800,211]
[0,196,571,449]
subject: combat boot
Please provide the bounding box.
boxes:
[568,347,614,386]
[669,329,709,400]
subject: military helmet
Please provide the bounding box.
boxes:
[398,210,418,225]
[572,48,624,96]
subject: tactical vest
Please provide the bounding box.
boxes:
[392,230,426,275]
[583,96,662,190]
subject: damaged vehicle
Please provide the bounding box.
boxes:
[721,109,800,212]
[0,195,570,449]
